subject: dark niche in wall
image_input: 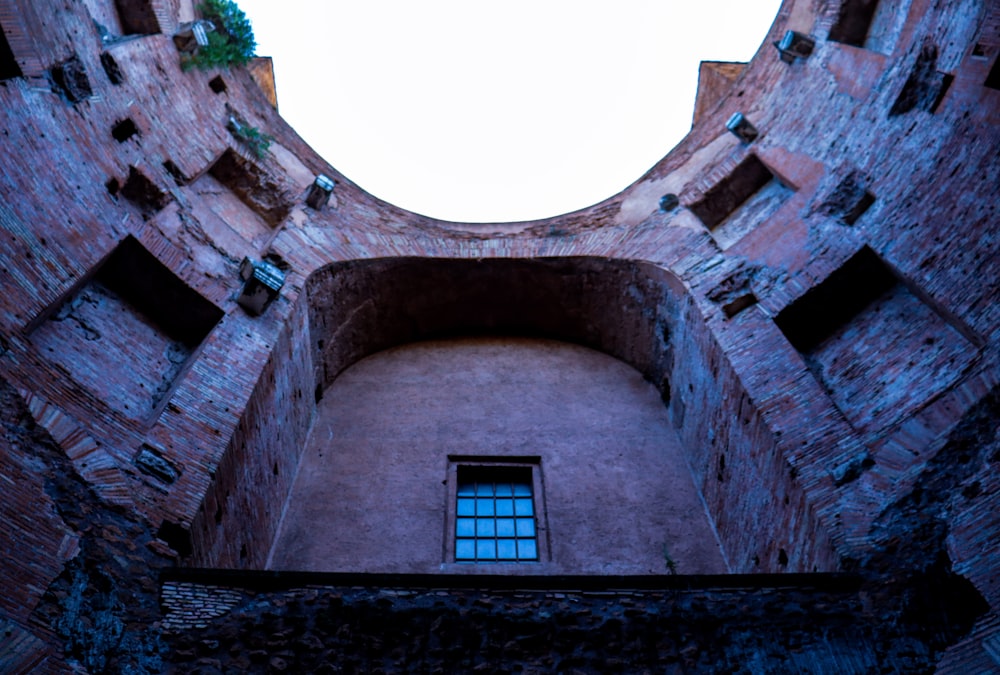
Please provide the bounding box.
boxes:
[774,247,978,435]
[120,166,170,218]
[817,172,875,225]
[99,237,223,345]
[209,75,227,94]
[828,0,880,47]
[688,154,793,249]
[889,42,953,116]
[30,236,223,421]
[113,0,161,35]
[50,55,92,103]
[0,21,24,80]
[100,51,125,85]
[207,148,291,228]
[112,117,140,142]
[828,0,912,55]
[162,159,188,185]
[985,55,1000,90]
[774,247,896,352]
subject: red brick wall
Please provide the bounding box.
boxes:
[188,293,316,569]
[0,0,998,667]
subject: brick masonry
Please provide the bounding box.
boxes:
[0,0,998,670]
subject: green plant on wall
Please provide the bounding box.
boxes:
[236,124,273,158]
[183,0,256,70]
[662,543,678,575]
[227,116,273,158]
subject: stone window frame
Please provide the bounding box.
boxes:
[444,456,548,565]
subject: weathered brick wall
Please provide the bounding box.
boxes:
[154,571,981,673]
[188,292,316,570]
[0,377,172,674]
[0,388,80,627]
[305,257,681,397]
[669,289,840,574]
[0,0,998,669]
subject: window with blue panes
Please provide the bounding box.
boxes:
[455,466,538,562]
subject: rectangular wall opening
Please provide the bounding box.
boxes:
[50,56,93,103]
[775,247,897,352]
[100,52,125,85]
[121,166,170,218]
[829,0,914,54]
[0,22,22,79]
[842,192,875,226]
[453,463,541,563]
[688,154,793,249]
[163,160,188,185]
[828,0,880,47]
[986,56,1000,90]
[774,247,978,434]
[863,0,913,55]
[208,149,291,228]
[889,43,953,116]
[112,118,140,142]
[98,236,222,346]
[113,0,161,35]
[30,236,223,421]
[817,172,876,225]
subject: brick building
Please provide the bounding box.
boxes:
[1,0,998,671]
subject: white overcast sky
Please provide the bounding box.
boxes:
[234,0,781,222]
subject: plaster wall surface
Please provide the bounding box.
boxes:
[270,337,728,575]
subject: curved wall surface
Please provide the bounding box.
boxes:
[269,337,730,576]
[1,0,999,670]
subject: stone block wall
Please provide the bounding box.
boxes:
[154,571,981,673]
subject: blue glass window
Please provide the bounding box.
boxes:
[454,466,539,562]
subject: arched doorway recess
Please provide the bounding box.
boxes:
[192,256,835,576]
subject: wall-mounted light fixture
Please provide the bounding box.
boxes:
[774,30,815,63]
[726,112,759,144]
[173,20,214,54]
[306,174,336,210]
[237,258,286,315]
[659,194,680,212]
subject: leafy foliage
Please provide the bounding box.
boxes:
[228,117,273,158]
[237,124,273,158]
[184,0,256,70]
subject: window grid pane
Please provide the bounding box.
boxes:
[456,472,538,562]
[497,539,517,559]
[457,498,475,516]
